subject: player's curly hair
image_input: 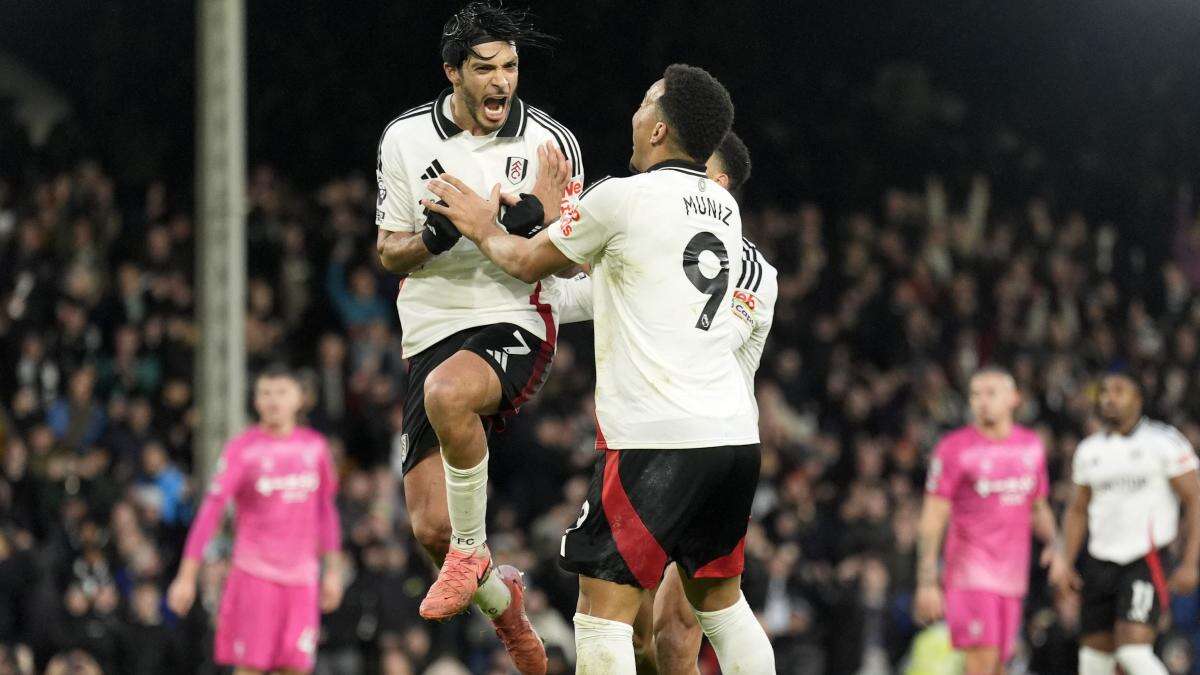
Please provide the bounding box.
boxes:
[440,2,556,67]
[713,130,752,192]
[657,64,735,163]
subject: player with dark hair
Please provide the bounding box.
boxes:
[546,131,774,672]
[424,64,776,672]
[167,366,342,675]
[1053,369,1200,675]
[373,3,583,673]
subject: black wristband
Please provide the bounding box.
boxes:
[500,193,547,238]
[420,207,461,254]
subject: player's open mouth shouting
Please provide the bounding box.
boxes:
[482,94,508,123]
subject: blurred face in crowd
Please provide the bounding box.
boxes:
[969,370,1019,433]
[1099,374,1142,430]
[445,41,518,135]
[255,374,302,432]
[630,79,667,173]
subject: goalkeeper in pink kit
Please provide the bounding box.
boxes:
[168,366,343,674]
[914,367,1060,675]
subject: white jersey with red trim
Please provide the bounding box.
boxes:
[546,161,759,450]
[1073,417,1199,564]
[375,89,583,357]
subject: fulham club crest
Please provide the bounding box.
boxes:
[505,156,528,185]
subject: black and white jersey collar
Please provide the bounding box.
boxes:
[644,158,708,177]
[1109,416,1149,438]
[431,87,528,140]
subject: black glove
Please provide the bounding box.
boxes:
[420,201,461,254]
[500,194,547,238]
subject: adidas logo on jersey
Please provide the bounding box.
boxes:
[486,330,531,371]
[421,159,447,181]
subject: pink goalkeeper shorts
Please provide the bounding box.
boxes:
[215,567,319,672]
[943,587,1023,662]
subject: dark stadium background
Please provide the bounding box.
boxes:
[5,1,1200,211]
[5,1,1200,674]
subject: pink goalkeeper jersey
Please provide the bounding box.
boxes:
[925,425,1048,597]
[182,426,341,587]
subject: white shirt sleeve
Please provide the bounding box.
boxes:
[547,273,594,324]
[729,266,778,371]
[548,177,624,265]
[1162,426,1199,478]
[375,128,417,233]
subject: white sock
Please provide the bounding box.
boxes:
[1115,644,1168,675]
[692,593,775,673]
[444,453,489,553]
[1079,646,1116,675]
[473,570,512,620]
[573,613,636,674]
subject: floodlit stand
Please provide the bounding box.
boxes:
[195,0,246,483]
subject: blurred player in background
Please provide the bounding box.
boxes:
[166,366,342,675]
[425,64,776,673]
[1053,370,1200,675]
[546,130,775,673]
[373,3,582,672]
[914,367,1057,675]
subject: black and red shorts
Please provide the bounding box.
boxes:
[558,444,760,589]
[1079,547,1172,634]
[394,323,554,476]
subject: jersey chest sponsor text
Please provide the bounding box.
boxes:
[253,470,319,502]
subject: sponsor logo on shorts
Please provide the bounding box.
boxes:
[485,330,531,372]
[298,627,317,655]
[393,433,410,472]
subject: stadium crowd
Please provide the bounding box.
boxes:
[2,159,1200,675]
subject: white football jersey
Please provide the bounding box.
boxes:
[375,89,583,357]
[547,161,759,450]
[544,235,778,416]
[1073,418,1199,564]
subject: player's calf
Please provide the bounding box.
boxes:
[403,456,453,566]
[654,565,702,675]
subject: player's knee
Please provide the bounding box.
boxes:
[422,371,470,422]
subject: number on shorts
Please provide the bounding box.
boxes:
[1129,579,1155,623]
[681,232,730,330]
[561,501,590,557]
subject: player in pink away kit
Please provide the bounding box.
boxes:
[914,367,1059,675]
[167,366,343,675]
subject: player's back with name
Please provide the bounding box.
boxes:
[552,161,757,449]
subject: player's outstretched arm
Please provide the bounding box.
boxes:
[424,177,573,283]
[1168,470,1200,594]
[913,495,950,625]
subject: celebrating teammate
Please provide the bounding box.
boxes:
[167,366,342,675]
[545,130,776,673]
[1053,370,1200,675]
[424,64,775,673]
[373,3,583,672]
[914,368,1058,675]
